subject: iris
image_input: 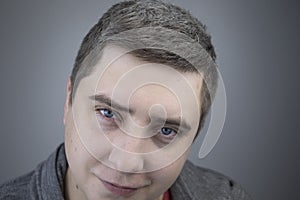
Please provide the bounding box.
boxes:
[100,109,114,118]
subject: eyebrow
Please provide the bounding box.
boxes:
[89,94,192,132]
[89,94,133,113]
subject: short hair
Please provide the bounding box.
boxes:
[70,0,218,131]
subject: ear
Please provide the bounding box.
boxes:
[63,77,72,125]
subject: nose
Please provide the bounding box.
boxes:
[107,132,146,173]
[108,146,144,173]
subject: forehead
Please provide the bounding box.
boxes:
[87,46,202,93]
[76,45,203,115]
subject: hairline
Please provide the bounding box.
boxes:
[69,44,206,105]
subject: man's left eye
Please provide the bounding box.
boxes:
[160,127,176,136]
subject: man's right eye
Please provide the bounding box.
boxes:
[95,108,118,129]
[99,108,115,118]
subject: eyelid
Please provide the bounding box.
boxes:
[158,125,179,137]
[162,127,177,134]
[155,128,177,145]
[161,124,181,135]
[99,109,115,118]
[95,105,123,122]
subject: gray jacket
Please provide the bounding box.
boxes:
[0,144,251,200]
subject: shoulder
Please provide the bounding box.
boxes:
[171,160,252,200]
[0,144,67,200]
[0,171,34,200]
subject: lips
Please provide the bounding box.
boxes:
[99,178,143,196]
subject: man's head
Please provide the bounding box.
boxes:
[63,0,218,200]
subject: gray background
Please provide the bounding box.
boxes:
[0,0,299,199]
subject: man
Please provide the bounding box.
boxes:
[0,0,251,199]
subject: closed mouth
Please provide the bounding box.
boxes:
[99,178,146,196]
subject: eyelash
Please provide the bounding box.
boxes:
[95,106,179,141]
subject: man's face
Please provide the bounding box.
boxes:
[64,46,203,200]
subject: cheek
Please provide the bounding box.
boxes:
[64,113,98,185]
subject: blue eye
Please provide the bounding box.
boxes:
[100,109,114,118]
[161,127,175,135]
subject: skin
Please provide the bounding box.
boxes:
[63,45,203,200]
